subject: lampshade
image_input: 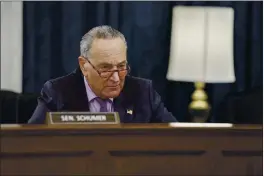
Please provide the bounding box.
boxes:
[167,6,236,83]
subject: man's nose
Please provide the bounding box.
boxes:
[110,71,120,82]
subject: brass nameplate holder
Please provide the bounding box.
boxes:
[46,112,120,125]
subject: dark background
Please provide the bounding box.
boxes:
[22,1,263,122]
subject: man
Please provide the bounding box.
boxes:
[28,25,177,124]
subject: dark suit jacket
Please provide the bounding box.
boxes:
[28,68,177,124]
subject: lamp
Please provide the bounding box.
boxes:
[167,6,236,122]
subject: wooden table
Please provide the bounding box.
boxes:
[1,124,262,175]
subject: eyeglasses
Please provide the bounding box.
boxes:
[85,58,130,79]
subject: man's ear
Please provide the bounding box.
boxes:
[78,56,88,76]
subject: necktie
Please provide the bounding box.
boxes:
[96,97,108,112]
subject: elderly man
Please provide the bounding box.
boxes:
[28,25,177,124]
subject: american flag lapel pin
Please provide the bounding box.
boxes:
[127,109,133,115]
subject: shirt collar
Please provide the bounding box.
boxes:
[83,76,113,102]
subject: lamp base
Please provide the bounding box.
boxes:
[189,108,210,123]
[189,82,210,123]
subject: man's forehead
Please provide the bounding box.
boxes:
[93,48,126,58]
[95,57,127,65]
[89,38,127,64]
[91,38,126,55]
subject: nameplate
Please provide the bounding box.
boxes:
[46,112,120,125]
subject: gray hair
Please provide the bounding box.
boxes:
[80,25,127,58]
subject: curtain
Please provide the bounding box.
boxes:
[23,1,263,122]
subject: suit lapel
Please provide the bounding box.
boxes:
[113,85,134,123]
[74,83,90,111]
[70,68,90,111]
[113,96,126,122]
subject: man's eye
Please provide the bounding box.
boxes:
[100,65,111,69]
[99,65,112,71]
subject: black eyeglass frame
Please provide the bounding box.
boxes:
[84,57,131,79]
